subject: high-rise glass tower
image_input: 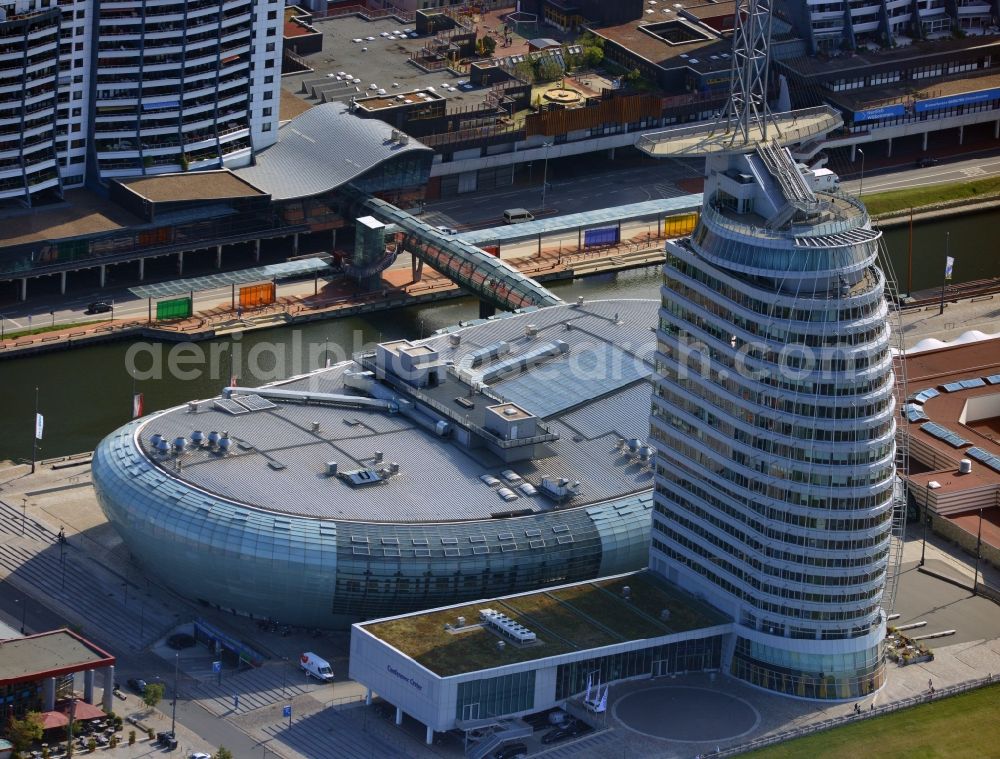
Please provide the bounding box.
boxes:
[648,143,897,699]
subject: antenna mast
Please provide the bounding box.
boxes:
[722,0,778,145]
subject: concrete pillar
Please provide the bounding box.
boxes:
[60,270,67,295]
[330,228,337,250]
[43,676,56,711]
[216,245,223,269]
[138,257,145,281]
[292,233,299,256]
[395,706,403,726]
[995,119,999,139]
[20,277,27,301]
[886,137,892,158]
[923,131,929,151]
[850,143,857,162]
[365,688,372,706]
[425,725,434,745]
[102,665,115,713]
[178,250,185,275]
[99,264,107,288]
[254,239,261,262]
[84,669,95,704]
[607,147,616,159]
[959,125,965,145]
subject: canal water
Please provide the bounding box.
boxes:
[0,209,996,463]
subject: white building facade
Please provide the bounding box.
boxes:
[0,0,282,206]
[649,147,897,700]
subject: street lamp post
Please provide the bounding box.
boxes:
[973,507,984,595]
[920,481,930,567]
[541,142,553,212]
[171,652,179,736]
[857,148,865,197]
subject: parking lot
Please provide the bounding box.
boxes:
[283,14,495,113]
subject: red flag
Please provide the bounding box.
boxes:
[132,393,144,419]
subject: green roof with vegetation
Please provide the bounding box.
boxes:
[362,571,729,677]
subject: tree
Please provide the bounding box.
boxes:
[513,60,535,84]
[536,57,564,83]
[7,712,44,751]
[213,748,234,759]
[142,682,165,710]
[477,35,496,57]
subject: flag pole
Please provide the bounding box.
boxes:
[31,386,38,474]
[939,232,950,316]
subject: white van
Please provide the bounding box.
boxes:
[503,208,534,224]
[299,652,334,682]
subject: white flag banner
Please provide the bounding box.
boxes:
[584,674,592,702]
[596,686,608,713]
[944,256,955,281]
[35,413,44,440]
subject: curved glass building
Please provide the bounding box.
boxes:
[649,146,896,699]
[93,300,658,629]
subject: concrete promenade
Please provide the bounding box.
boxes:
[0,234,668,359]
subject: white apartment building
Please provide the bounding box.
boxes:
[0,0,282,207]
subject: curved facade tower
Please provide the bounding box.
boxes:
[649,147,896,699]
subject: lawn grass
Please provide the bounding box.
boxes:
[863,175,1000,216]
[2,319,104,341]
[745,683,1000,759]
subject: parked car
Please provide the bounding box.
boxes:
[86,301,112,314]
[916,157,939,168]
[542,719,590,744]
[167,632,197,650]
[126,678,147,694]
[493,742,528,759]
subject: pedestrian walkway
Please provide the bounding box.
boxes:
[191,662,319,717]
[0,496,179,651]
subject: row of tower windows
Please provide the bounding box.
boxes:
[665,275,887,349]
[652,510,885,605]
[667,255,885,323]
[654,467,893,560]
[654,362,895,444]
[652,388,893,468]
[651,537,882,626]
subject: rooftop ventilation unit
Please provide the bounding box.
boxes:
[525,324,538,337]
[151,434,163,448]
[173,437,187,452]
[218,437,231,454]
[480,608,536,643]
[539,477,580,502]
[155,438,170,455]
[959,459,972,474]
[187,402,199,413]
[449,333,462,346]
[337,468,384,487]
[327,461,338,477]
[208,431,220,447]
[390,129,401,141]
[191,430,204,446]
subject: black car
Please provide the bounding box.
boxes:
[126,678,147,694]
[86,301,112,315]
[541,720,590,745]
[493,742,527,759]
[167,633,197,650]
[916,157,939,168]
